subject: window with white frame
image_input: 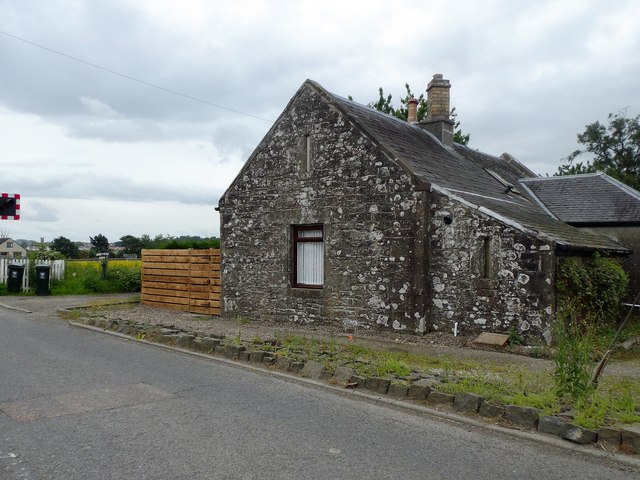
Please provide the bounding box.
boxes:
[293,225,323,288]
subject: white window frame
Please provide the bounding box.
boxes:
[292,225,323,288]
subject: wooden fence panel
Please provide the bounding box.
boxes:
[141,249,220,315]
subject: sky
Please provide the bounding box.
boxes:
[1,0,639,243]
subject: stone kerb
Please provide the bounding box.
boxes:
[70,315,638,457]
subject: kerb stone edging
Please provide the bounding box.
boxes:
[64,319,640,469]
[0,302,32,313]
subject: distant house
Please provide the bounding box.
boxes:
[218,75,627,342]
[521,173,640,296]
[0,238,27,258]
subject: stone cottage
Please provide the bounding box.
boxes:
[218,75,627,342]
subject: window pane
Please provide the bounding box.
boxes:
[297,228,322,239]
[297,240,323,285]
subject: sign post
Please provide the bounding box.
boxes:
[0,193,20,220]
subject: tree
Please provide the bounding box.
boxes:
[29,243,64,262]
[557,110,640,190]
[119,235,145,256]
[357,84,471,145]
[50,236,79,258]
[90,234,110,254]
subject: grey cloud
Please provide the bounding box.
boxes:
[26,201,59,222]
[1,0,639,193]
[10,172,222,206]
[64,116,166,142]
[0,0,371,130]
[0,0,298,124]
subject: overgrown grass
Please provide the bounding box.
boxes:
[51,260,141,295]
[597,313,640,360]
[0,282,34,296]
[265,332,639,429]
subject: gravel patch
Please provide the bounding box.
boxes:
[83,303,555,371]
[75,303,640,379]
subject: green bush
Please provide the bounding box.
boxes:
[557,253,628,324]
[82,269,110,293]
[161,238,220,249]
[108,267,141,292]
[554,253,628,402]
[26,244,64,289]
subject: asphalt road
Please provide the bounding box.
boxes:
[0,308,636,479]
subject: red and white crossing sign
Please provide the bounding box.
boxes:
[0,193,20,220]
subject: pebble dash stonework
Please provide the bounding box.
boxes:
[219,82,555,341]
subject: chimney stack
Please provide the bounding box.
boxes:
[421,73,455,146]
[407,97,418,123]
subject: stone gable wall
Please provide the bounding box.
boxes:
[219,84,428,333]
[428,194,555,342]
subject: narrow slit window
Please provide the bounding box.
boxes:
[305,135,313,173]
[482,237,491,278]
[293,225,323,288]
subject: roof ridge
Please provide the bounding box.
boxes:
[520,171,640,199]
[517,181,559,220]
[520,172,604,182]
[331,92,419,128]
[601,173,640,200]
[330,90,469,151]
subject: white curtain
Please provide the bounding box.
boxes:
[297,229,323,285]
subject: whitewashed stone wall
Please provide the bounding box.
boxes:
[428,194,555,342]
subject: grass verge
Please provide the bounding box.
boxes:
[258,331,640,429]
[67,305,640,430]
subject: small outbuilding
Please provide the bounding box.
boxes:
[218,75,627,342]
[521,172,640,296]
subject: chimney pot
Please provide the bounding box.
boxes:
[426,73,451,120]
[407,97,419,123]
[420,73,455,146]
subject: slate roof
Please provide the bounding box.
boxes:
[309,81,627,253]
[520,173,640,225]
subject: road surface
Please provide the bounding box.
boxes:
[0,307,636,479]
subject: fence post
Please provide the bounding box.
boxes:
[188,248,193,312]
[22,258,29,292]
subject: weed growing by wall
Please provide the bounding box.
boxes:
[554,253,629,403]
[552,314,596,402]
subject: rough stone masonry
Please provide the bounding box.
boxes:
[218,80,557,341]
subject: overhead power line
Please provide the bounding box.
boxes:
[0,29,274,123]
